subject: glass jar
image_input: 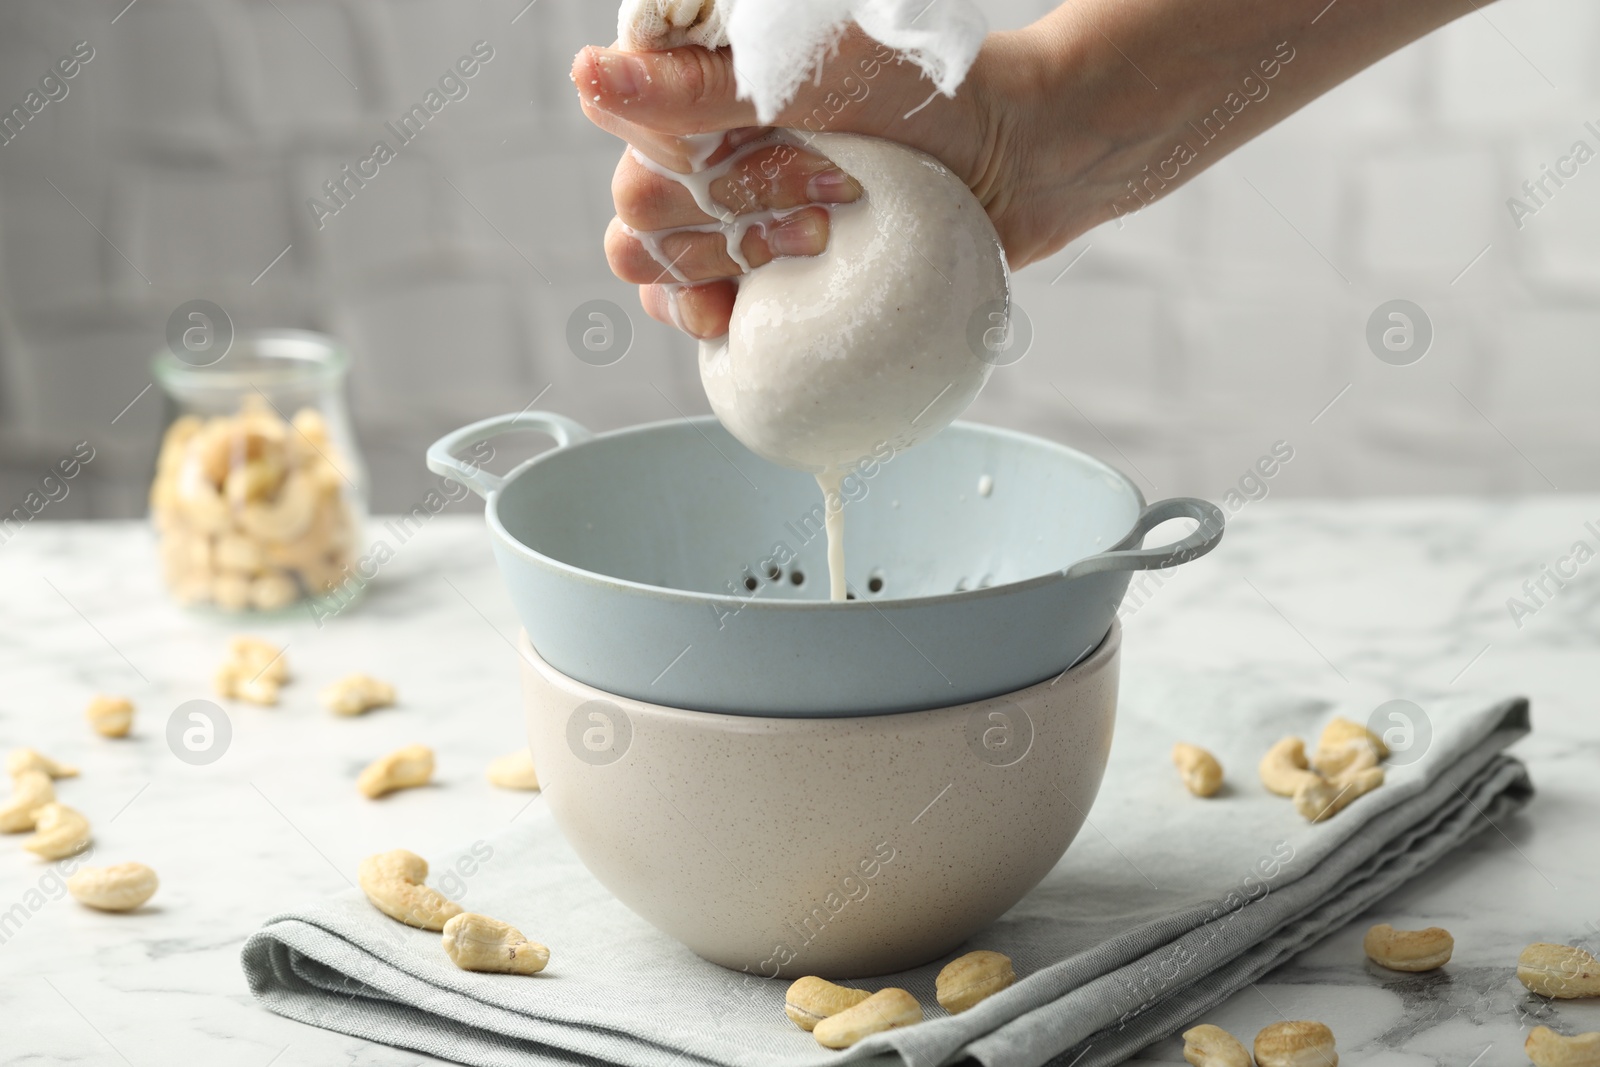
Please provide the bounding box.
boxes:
[150,329,368,614]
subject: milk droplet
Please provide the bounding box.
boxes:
[978,474,993,497]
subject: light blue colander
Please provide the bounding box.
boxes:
[427,412,1222,716]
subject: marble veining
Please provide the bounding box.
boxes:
[0,500,1595,1066]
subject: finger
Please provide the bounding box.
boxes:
[605,208,830,285]
[612,143,862,230]
[641,281,737,340]
[574,33,943,142]
[575,49,774,171]
[575,44,755,136]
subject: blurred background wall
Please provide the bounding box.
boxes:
[0,0,1594,519]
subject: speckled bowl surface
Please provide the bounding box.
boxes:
[518,621,1121,978]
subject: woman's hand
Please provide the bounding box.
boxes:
[574,0,1484,340]
[572,28,1048,339]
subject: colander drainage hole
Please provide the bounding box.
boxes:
[789,569,805,586]
[744,576,758,592]
[765,564,781,581]
[867,571,885,594]
[846,592,856,600]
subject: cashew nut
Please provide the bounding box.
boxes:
[1182,1024,1252,1067]
[441,913,549,975]
[215,635,288,705]
[86,694,135,738]
[249,571,301,612]
[212,573,253,612]
[485,749,540,791]
[1311,717,1387,777]
[1254,1020,1338,1067]
[229,636,289,683]
[784,977,871,1031]
[936,950,1016,1014]
[24,802,92,859]
[67,862,159,912]
[1526,1026,1600,1067]
[6,748,78,779]
[152,405,358,613]
[1294,766,1385,823]
[320,674,397,717]
[214,662,280,706]
[1260,737,1323,797]
[0,770,56,832]
[358,744,434,799]
[1518,943,1600,999]
[358,849,463,931]
[1362,923,1453,971]
[812,988,923,1049]
[1172,743,1224,797]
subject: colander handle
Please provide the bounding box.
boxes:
[425,411,594,499]
[1062,497,1225,579]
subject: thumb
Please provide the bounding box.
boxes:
[576,33,953,142]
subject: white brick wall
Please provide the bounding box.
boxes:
[0,0,1594,518]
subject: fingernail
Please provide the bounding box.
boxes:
[806,169,861,204]
[769,213,827,257]
[677,292,722,339]
[595,52,644,98]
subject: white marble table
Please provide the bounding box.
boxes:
[1,503,1595,1066]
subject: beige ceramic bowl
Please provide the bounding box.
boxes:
[518,621,1121,978]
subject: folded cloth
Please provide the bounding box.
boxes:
[617,0,988,123]
[243,674,1532,1067]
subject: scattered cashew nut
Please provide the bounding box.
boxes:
[1518,943,1600,999]
[1362,923,1453,971]
[1294,766,1385,823]
[214,635,289,705]
[1526,1026,1600,1067]
[86,695,135,738]
[358,744,435,799]
[24,802,92,860]
[1172,743,1224,798]
[813,987,923,1049]
[320,673,396,716]
[6,748,79,779]
[1311,717,1388,778]
[1254,1020,1338,1067]
[0,770,56,833]
[784,976,871,1031]
[358,849,463,931]
[1259,737,1323,797]
[441,912,549,975]
[936,950,1016,1014]
[485,749,540,791]
[68,863,160,912]
[1183,1023,1252,1067]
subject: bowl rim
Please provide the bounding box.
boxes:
[482,415,1147,612]
[517,617,1121,721]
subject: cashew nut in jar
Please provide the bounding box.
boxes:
[150,401,360,613]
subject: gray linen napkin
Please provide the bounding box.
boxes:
[243,674,1532,1067]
